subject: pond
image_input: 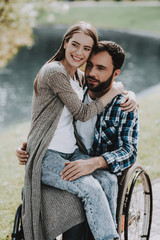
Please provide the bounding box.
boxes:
[0,25,160,132]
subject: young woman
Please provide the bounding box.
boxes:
[22,21,136,240]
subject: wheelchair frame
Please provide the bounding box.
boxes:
[117,164,153,240]
[11,163,153,240]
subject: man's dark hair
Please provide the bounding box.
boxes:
[92,41,125,70]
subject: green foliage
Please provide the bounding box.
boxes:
[0,0,68,68]
[0,0,36,67]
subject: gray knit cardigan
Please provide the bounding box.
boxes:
[22,61,104,240]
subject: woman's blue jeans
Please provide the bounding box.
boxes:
[41,149,119,240]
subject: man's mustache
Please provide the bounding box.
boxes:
[86,76,99,82]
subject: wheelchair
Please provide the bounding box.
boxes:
[11,163,152,240]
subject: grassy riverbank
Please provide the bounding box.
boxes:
[51,3,160,36]
[0,85,160,239]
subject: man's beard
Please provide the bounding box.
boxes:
[86,71,114,93]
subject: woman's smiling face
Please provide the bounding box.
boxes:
[63,32,94,71]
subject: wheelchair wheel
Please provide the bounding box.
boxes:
[117,164,152,240]
[11,204,24,240]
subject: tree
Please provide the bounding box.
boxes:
[0,0,36,67]
[0,0,69,68]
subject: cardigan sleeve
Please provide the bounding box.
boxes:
[44,63,104,122]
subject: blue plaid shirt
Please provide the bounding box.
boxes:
[89,94,139,176]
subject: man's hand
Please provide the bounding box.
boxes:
[16,142,29,165]
[61,156,107,181]
[120,91,138,113]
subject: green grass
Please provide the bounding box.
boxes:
[0,122,30,240]
[51,5,160,35]
[0,86,160,239]
[137,87,160,179]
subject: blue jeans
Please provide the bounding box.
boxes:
[41,149,119,240]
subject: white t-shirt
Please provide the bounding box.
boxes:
[76,93,97,152]
[48,75,84,153]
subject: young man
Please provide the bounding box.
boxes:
[17,41,139,240]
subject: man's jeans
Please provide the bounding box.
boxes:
[41,149,119,240]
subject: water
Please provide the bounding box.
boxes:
[0,25,160,132]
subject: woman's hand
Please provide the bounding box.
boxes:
[110,81,125,96]
[120,91,138,113]
[16,142,29,165]
[100,81,124,107]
